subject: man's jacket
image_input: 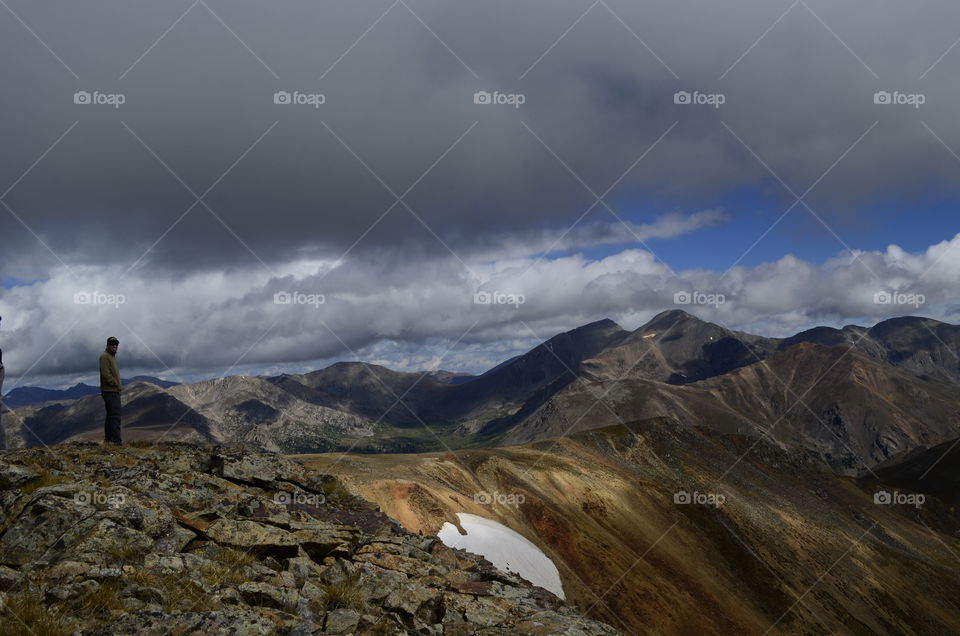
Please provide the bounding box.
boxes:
[99,351,122,392]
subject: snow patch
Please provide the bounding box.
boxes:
[437,512,565,599]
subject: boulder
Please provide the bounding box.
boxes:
[284,555,325,587]
[0,565,23,591]
[205,519,299,559]
[324,608,361,634]
[383,579,442,622]
[237,581,298,611]
[0,460,39,489]
[0,490,102,565]
[292,520,357,561]
[63,518,155,564]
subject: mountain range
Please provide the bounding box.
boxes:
[3,311,959,634]
[2,376,179,410]
[5,310,959,475]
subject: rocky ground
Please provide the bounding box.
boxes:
[0,442,618,635]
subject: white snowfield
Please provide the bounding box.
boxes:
[437,512,565,600]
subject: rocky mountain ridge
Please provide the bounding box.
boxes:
[6,311,959,474]
[2,376,179,410]
[302,417,960,635]
[0,442,617,635]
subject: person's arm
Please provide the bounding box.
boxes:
[99,354,110,386]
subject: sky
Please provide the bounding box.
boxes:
[1,0,959,389]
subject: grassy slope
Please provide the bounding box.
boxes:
[296,418,960,635]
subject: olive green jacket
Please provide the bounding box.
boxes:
[99,351,122,392]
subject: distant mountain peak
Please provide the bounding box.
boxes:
[652,308,695,320]
[552,318,624,341]
[868,314,945,334]
[539,318,629,349]
[581,317,622,330]
[640,308,708,332]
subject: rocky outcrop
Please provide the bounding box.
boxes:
[0,442,617,635]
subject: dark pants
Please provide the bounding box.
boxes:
[102,391,122,444]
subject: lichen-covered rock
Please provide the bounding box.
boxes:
[324,607,361,633]
[82,608,281,635]
[46,579,99,602]
[284,555,325,587]
[205,519,300,559]
[291,519,358,560]
[0,488,98,566]
[0,459,38,489]
[124,584,167,605]
[0,564,23,591]
[63,517,155,564]
[384,578,442,623]
[354,538,448,577]
[237,581,298,610]
[0,442,619,635]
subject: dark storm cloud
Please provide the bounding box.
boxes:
[3,1,960,386]
[2,0,960,277]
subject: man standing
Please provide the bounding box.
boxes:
[99,337,122,445]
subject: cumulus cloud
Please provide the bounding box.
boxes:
[1,234,957,387]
